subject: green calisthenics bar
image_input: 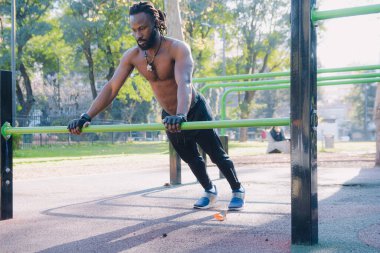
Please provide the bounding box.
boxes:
[1,118,290,140]
[312,4,380,22]
[193,64,380,84]
[219,77,380,135]
[199,72,380,94]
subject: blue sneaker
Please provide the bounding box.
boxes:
[193,185,218,209]
[228,186,245,211]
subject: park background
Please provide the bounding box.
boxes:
[1,2,380,252]
[0,0,379,153]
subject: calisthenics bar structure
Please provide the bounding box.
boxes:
[198,71,380,94]
[0,71,289,218]
[194,64,380,85]
[1,118,290,138]
[291,0,380,245]
[1,0,380,246]
[220,77,380,126]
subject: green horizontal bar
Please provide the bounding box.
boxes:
[217,77,380,99]
[219,77,380,134]
[319,77,380,86]
[1,118,290,138]
[200,72,380,94]
[318,72,380,81]
[199,79,290,94]
[317,64,380,74]
[194,72,289,83]
[312,4,380,22]
[193,64,380,83]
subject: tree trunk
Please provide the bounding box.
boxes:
[164,0,184,41]
[239,90,256,142]
[17,62,35,126]
[83,44,97,99]
[374,82,380,167]
[101,44,115,81]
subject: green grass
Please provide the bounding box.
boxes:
[318,141,375,153]
[13,140,375,160]
[14,141,169,159]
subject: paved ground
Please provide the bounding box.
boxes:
[1,152,379,253]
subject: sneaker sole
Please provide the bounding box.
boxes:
[228,206,244,211]
[193,203,216,210]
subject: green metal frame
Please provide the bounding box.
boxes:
[193,64,380,85]
[199,71,380,94]
[1,118,290,139]
[220,77,380,135]
[312,4,380,22]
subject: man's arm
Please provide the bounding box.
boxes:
[163,41,194,133]
[174,42,194,116]
[68,49,135,135]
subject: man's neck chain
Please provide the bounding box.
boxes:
[144,36,163,72]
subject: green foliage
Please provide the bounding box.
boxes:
[0,12,11,70]
[24,18,74,78]
[117,74,153,103]
[0,0,52,121]
[231,0,290,124]
[1,0,294,129]
[113,73,154,123]
[12,135,22,150]
[181,0,233,77]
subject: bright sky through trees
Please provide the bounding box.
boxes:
[317,0,380,68]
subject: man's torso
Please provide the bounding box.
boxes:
[129,37,193,115]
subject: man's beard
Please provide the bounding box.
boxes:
[137,28,158,50]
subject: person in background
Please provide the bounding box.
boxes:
[270,126,286,142]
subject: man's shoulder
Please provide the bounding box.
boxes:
[124,46,140,57]
[164,37,191,55]
[169,37,190,48]
[120,46,141,64]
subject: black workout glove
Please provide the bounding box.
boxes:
[163,114,187,133]
[67,113,91,134]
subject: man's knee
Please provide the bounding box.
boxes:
[210,153,233,168]
[186,155,205,167]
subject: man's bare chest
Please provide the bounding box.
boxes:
[133,52,175,82]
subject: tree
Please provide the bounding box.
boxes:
[25,17,75,116]
[0,0,52,125]
[115,74,154,123]
[0,12,11,70]
[60,0,100,100]
[181,0,232,76]
[232,0,290,141]
[345,83,376,140]
[164,0,184,41]
[181,0,234,116]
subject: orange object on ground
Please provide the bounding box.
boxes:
[213,212,226,221]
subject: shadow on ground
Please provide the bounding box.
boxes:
[35,165,380,253]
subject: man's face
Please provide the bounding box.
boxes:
[130,12,157,50]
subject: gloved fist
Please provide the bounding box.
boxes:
[163,114,187,133]
[67,113,91,135]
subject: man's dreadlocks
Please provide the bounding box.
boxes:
[130,2,167,35]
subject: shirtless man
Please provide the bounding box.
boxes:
[67,1,245,210]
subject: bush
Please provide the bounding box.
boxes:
[12,135,22,150]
